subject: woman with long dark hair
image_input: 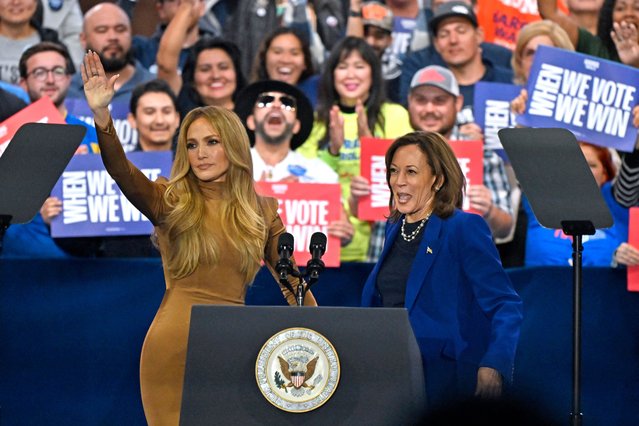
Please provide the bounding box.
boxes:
[156,1,246,117]
[251,27,319,106]
[298,36,412,261]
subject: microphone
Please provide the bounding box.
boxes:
[276,232,295,281]
[306,232,326,279]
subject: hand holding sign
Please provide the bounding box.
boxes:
[326,209,355,247]
[467,185,494,218]
[40,197,63,225]
[349,175,372,217]
[458,122,484,141]
[511,89,528,115]
[614,242,639,267]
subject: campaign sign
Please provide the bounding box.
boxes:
[477,0,568,50]
[449,140,484,214]
[629,207,639,292]
[65,97,139,152]
[0,97,65,157]
[474,82,521,154]
[358,137,393,221]
[519,45,639,152]
[256,182,341,267]
[50,151,173,237]
[477,0,541,50]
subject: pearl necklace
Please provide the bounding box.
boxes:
[400,213,430,242]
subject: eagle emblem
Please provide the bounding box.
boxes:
[256,327,340,412]
[277,355,319,391]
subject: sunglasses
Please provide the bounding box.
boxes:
[255,94,297,111]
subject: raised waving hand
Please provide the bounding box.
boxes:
[81,51,119,128]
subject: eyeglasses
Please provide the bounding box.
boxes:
[27,66,69,81]
[255,94,297,111]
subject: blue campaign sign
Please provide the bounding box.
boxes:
[65,98,139,152]
[518,45,639,152]
[474,81,521,153]
[50,151,173,237]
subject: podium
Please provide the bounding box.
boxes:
[180,306,426,425]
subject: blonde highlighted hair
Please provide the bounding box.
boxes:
[162,106,267,282]
[512,20,574,85]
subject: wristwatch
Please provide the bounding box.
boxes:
[349,10,362,17]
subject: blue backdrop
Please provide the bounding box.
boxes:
[1,259,638,425]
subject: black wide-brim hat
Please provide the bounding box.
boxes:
[234,80,314,151]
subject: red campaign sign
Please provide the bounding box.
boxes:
[358,137,393,221]
[628,207,639,292]
[0,97,65,157]
[449,140,484,214]
[256,182,342,267]
[476,0,568,50]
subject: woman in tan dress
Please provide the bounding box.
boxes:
[81,51,316,426]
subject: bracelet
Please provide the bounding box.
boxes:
[349,10,362,17]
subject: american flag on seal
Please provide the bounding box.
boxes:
[291,372,305,389]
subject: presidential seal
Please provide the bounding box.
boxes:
[255,327,340,413]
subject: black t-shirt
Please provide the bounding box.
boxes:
[376,219,428,307]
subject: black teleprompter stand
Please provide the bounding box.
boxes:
[0,123,85,254]
[499,128,613,426]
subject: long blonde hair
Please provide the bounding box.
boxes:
[162,106,267,282]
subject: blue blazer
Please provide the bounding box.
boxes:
[361,210,523,381]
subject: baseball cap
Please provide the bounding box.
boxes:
[409,65,460,97]
[429,1,478,35]
[362,1,394,33]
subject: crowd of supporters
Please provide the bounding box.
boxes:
[1,0,638,268]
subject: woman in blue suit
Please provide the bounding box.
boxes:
[361,132,523,408]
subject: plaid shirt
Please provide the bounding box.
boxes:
[366,130,512,262]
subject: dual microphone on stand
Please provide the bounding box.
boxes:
[275,232,327,306]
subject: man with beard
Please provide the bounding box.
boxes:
[235,80,355,245]
[235,80,338,183]
[19,41,97,154]
[66,3,153,152]
[407,65,513,239]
